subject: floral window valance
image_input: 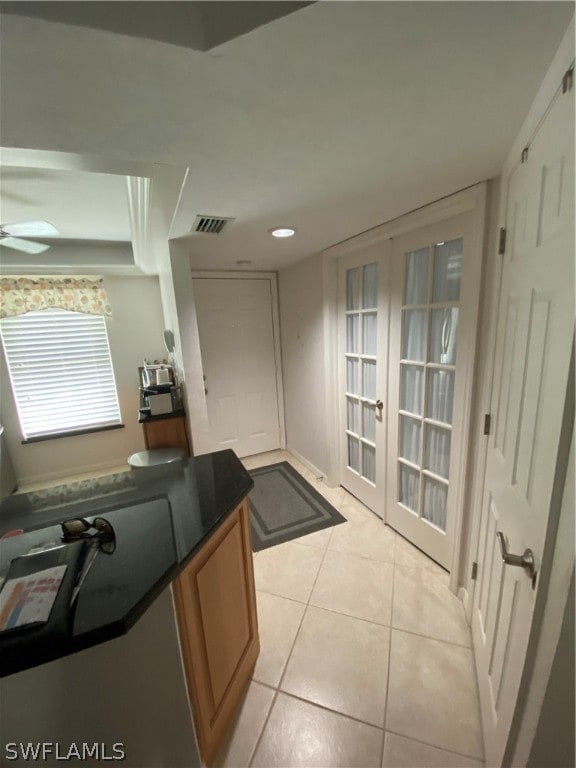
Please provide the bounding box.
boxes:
[0,277,112,319]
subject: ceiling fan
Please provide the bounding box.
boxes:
[0,220,59,254]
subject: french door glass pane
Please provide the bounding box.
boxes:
[422,476,447,531]
[429,308,459,365]
[399,464,419,512]
[362,263,378,309]
[348,435,359,472]
[362,443,376,483]
[347,397,359,434]
[399,415,421,465]
[346,315,359,353]
[362,360,376,399]
[346,358,359,394]
[362,403,375,442]
[433,238,462,303]
[402,309,427,361]
[404,247,429,305]
[347,268,360,310]
[400,364,423,415]
[363,313,377,356]
[424,424,451,479]
[426,369,454,424]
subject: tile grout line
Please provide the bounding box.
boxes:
[249,532,333,765]
[271,689,387,732]
[391,624,474,651]
[247,688,279,768]
[383,727,485,764]
[381,531,397,767]
[275,532,332,692]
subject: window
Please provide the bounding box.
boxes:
[1,309,122,441]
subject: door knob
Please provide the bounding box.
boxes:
[497,532,537,587]
[375,399,384,412]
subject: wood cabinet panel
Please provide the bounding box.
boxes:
[142,415,190,455]
[172,498,259,767]
[196,519,251,709]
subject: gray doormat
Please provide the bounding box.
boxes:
[248,462,346,552]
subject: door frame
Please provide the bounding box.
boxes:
[189,271,286,454]
[322,182,487,587]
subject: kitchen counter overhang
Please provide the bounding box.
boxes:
[0,449,254,678]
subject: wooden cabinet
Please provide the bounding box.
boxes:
[172,497,259,767]
[142,414,190,455]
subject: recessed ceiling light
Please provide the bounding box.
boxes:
[269,227,296,238]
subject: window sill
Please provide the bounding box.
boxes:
[22,424,125,444]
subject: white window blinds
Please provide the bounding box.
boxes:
[1,309,122,440]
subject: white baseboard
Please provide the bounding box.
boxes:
[458,586,470,616]
[286,446,326,483]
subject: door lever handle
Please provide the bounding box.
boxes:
[375,399,384,412]
[497,532,537,587]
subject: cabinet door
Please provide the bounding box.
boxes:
[143,416,190,454]
[172,499,259,766]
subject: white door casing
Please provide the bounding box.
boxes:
[338,244,390,513]
[192,276,283,458]
[471,79,574,767]
[387,212,483,569]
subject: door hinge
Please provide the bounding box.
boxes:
[483,413,491,436]
[521,146,529,164]
[562,66,574,94]
[471,561,478,581]
[498,228,507,255]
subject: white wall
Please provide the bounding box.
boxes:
[0,275,166,485]
[278,252,329,476]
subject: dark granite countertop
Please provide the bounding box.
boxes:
[137,409,186,424]
[0,450,253,678]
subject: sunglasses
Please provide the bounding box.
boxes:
[60,517,116,554]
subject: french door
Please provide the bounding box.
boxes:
[338,246,389,514]
[387,213,482,568]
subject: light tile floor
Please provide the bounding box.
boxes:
[215,450,484,768]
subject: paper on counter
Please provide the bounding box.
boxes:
[0,565,67,631]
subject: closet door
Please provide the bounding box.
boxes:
[387,212,481,568]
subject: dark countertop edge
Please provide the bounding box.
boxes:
[0,462,254,679]
[176,480,254,574]
[138,409,186,424]
[0,562,180,679]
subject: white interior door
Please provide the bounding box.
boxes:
[193,277,282,458]
[387,213,482,569]
[472,83,574,767]
[338,247,389,514]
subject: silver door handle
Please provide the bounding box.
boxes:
[497,532,537,585]
[375,400,384,412]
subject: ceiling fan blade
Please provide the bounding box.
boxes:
[1,220,59,237]
[0,237,51,254]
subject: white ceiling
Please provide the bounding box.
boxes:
[1,167,131,241]
[0,2,573,272]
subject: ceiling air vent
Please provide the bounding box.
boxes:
[192,215,234,235]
